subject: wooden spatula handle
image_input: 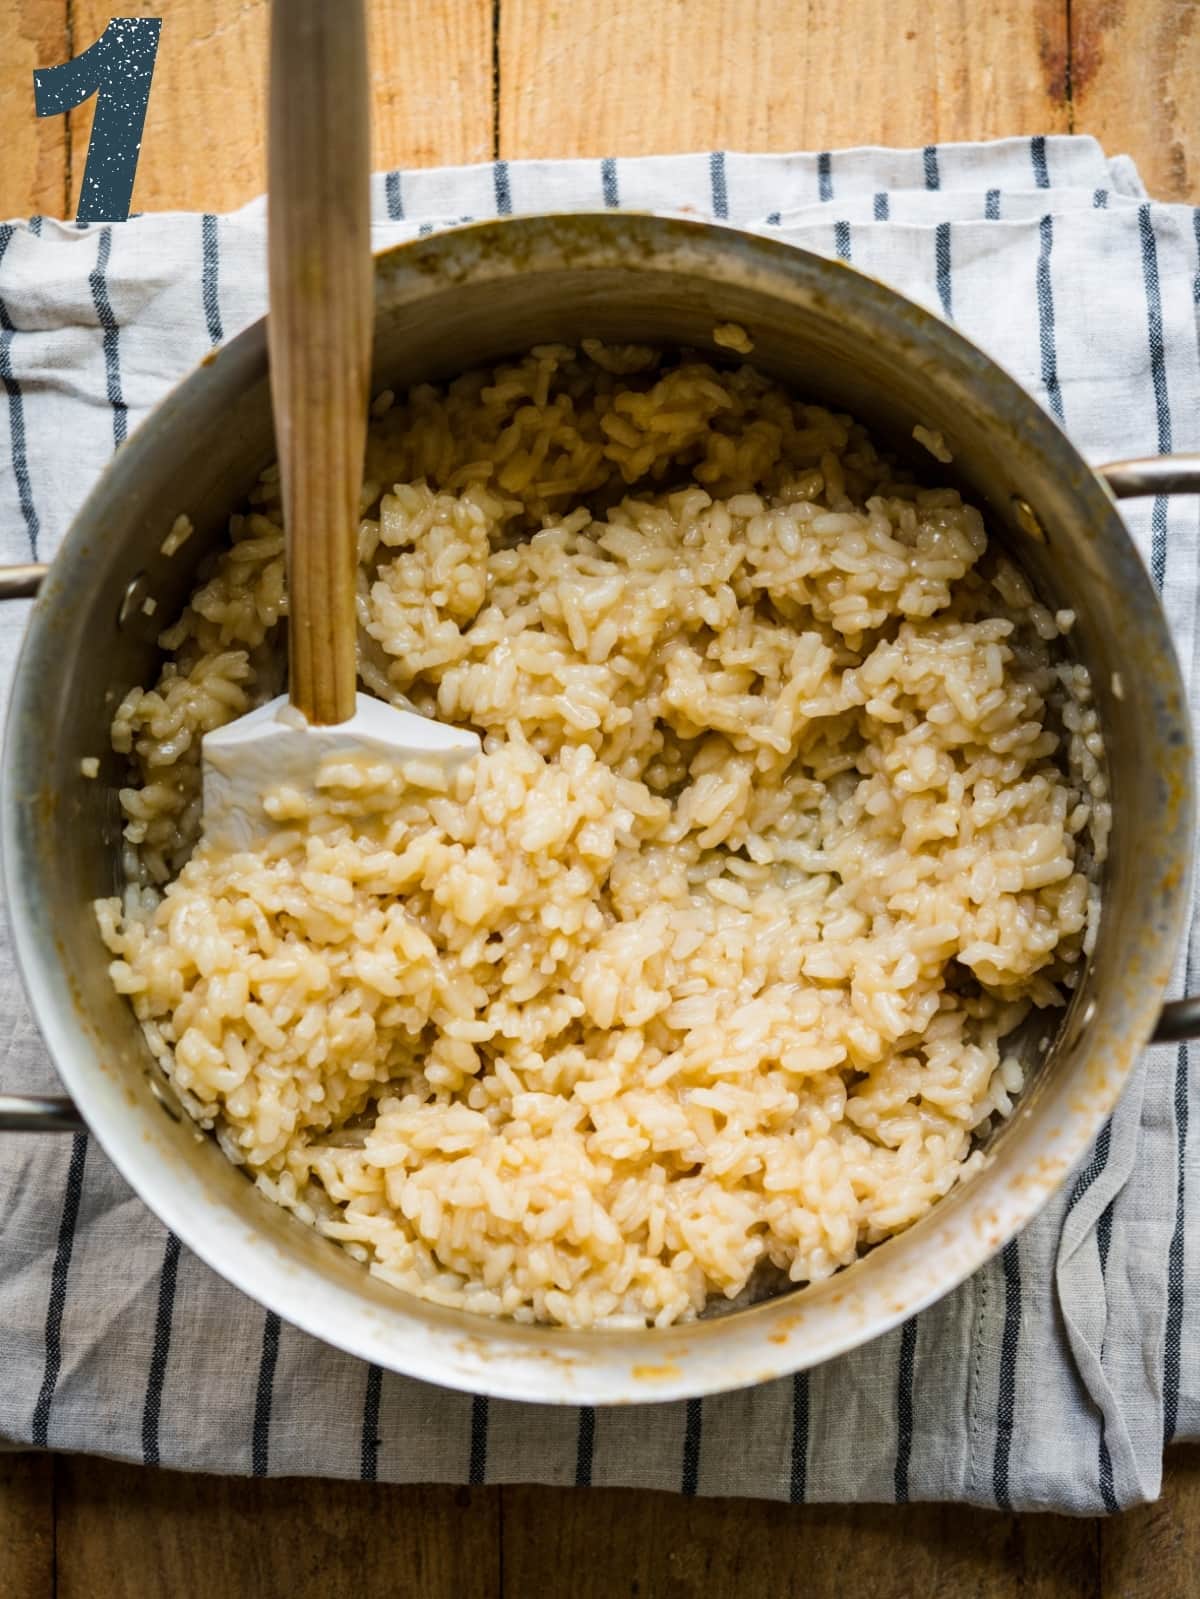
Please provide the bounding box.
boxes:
[268,0,372,725]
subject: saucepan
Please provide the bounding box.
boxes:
[2,214,1199,1403]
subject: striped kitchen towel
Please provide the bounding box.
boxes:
[1,135,1198,1512]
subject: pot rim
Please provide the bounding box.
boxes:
[3,211,1193,1403]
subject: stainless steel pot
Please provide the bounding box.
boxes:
[3,213,1199,1404]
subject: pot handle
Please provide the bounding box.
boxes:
[1,561,84,1131]
[0,1095,86,1132]
[1098,457,1200,1044]
[0,562,48,600]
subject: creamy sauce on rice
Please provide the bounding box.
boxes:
[96,344,1106,1328]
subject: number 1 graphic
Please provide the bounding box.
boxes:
[35,18,162,223]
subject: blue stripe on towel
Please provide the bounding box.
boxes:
[88,227,127,448]
[251,1312,281,1476]
[1036,214,1065,422]
[894,1317,918,1502]
[681,1397,703,1494]
[141,1231,181,1465]
[0,224,42,556]
[469,1393,489,1484]
[1138,203,1172,591]
[790,1371,809,1502]
[31,1136,89,1447]
[818,150,832,201]
[992,1239,1022,1509]
[360,1364,383,1480]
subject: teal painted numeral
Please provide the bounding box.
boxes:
[35,18,162,223]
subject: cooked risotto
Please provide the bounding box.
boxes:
[96,344,1106,1329]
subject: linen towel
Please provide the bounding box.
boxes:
[1,135,1198,1512]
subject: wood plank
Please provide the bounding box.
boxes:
[55,1457,501,1599]
[1070,0,1200,201]
[1101,1444,1200,1598]
[368,0,495,170]
[498,0,1070,160]
[70,0,271,216]
[63,0,494,219]
[0,1,71,219]
[500,1484,1100,1599]
[0,1453,54,1599]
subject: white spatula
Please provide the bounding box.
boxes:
[201,0,480,853]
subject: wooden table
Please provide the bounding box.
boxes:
[3,1,1200,1593]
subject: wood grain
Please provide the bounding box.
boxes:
[501,1484,1100,1599]
[268,0,373,724]
[367,0,494,169]
[2,0,1197,219]
[0,1454,54,1599]
[54,1460,500,1599]
[1101,1445,1200,1598]
[32,1453,1200,1599]
[66,0,269,216]
[2,1,70,218]
[498,0,1071,158]
[1070,0,1200,200]
[63,0,494,218]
